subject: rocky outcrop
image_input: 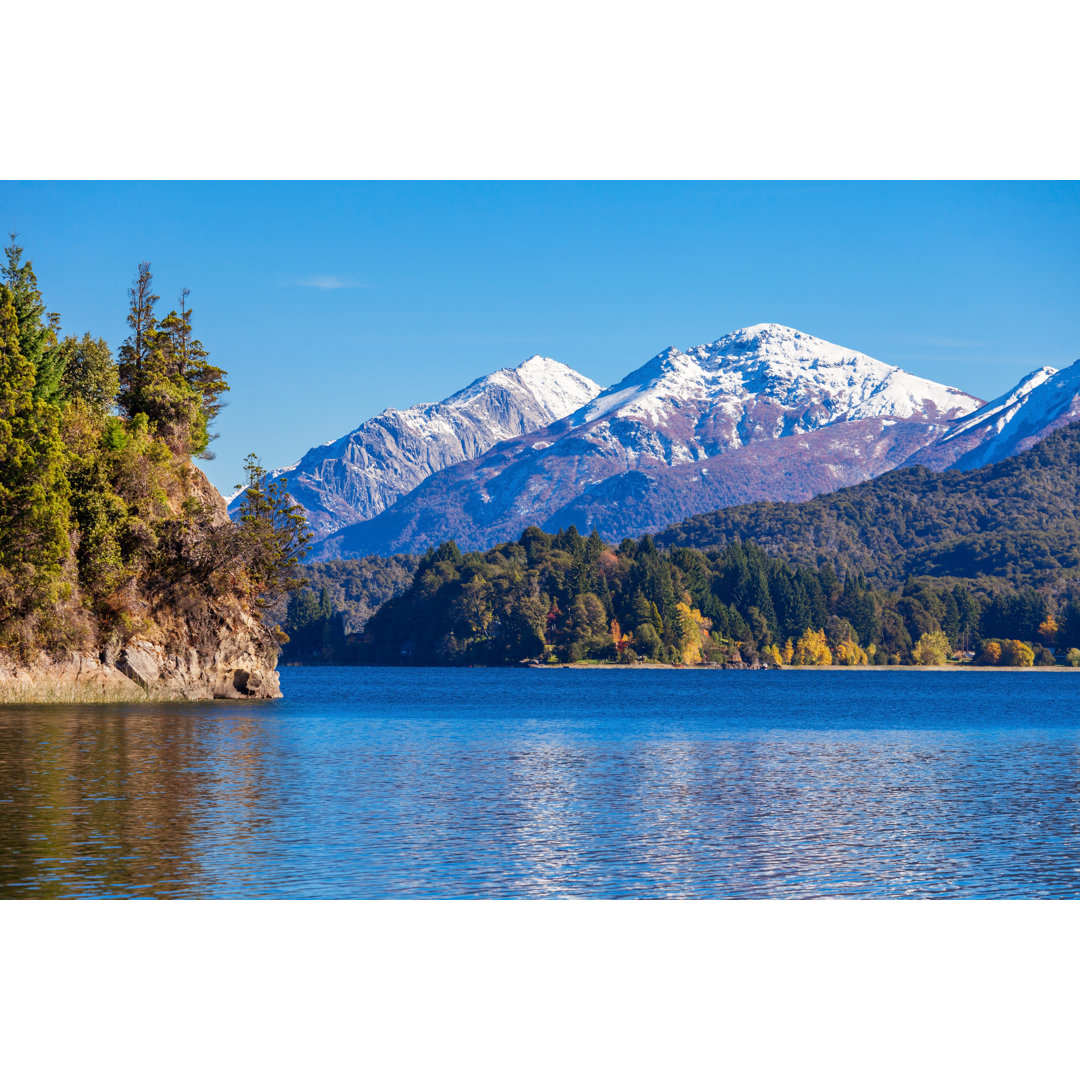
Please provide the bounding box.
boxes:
[0,455,283,703]
[0,606,281,703]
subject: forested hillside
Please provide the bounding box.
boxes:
[655,422,1080,592]
[355,526,1078,668]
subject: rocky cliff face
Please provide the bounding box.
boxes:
[231,355,602,540]
[0,462,282,703]
[310,324,984,555]
[0,606,280,702]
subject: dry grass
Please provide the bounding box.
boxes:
[0,680,192,704]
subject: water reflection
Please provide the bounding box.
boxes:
[1,668,1079,898]
[0,707,270,897]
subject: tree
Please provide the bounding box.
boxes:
[833,638,869,665]
[58,334,119,418]
[999,639,1035,667]
[1061,600,1080,650]
[793,627,832,666]
[0,286,72,622]
[118,267,229,457]
[673,601,709,664]
[234,454,312,605]
[157,289,229,456]
[911,630,950,666]
[117,261,159,416]
[2,236,66,403]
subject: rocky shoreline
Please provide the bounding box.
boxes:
[0,607,281,703]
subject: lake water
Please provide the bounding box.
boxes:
[1,666,1078,898]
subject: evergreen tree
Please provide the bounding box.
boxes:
[1060,599,1080,651]
[117,261,160,419]
[157,289,229,457]
[2,236,66,403]
[234,454,312,605]
[0,286,71,621]
[118,268,229,457]
[58,334,119,418]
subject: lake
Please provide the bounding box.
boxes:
[1,666,1078,898]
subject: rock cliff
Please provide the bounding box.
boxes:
[0,463,282,703]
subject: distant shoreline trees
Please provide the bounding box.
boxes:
[325,522,1080,668]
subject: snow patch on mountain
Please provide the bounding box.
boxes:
[574,324,978,440]
[944,359,1080,470]
[941,366,1058,443]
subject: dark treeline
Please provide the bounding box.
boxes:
[0,240,307,658]
[276,555,418,663]
[310,525,1080,667]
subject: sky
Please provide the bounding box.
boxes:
[2,180,1079,495]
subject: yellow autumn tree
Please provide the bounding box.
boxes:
[978,641,1003,665]
[999,639,1035,667]
[763,643,783,667]
[793,627,832,666]
[674,601,711,665]
[610,618,632,658]
[911,630,950,666]
[833,638,869,666]
[781,638,794,664]
[1039,616,1058,645]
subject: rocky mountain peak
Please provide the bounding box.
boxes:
[238,354,602,540]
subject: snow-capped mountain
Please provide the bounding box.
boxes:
[910,360,1080,471]
[309,324,984,557]
[235,356,602,539]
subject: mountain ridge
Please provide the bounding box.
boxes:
[654,419,1080,592]
[232,355,601,539]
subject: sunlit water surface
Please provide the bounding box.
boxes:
[1,667,1078,898]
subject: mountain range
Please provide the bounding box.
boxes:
[238,323,1080,558]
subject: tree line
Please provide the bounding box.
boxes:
[307,524,1080,667]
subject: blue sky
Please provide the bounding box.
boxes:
[3,181,1078,495]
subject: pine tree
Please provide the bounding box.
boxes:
[2,236,67,403]
[234,454,312,605]
[117,261,160,420]
[157,289,229,457]
[0,286,72,621]
[118,270,229,458]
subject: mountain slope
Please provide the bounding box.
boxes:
[654,421,1080,591]
[233,356,602,539]
[311,324,982,556]
[908,359,1080,471]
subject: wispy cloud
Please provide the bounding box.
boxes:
[294,275,367,290]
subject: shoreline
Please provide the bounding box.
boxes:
[530,662,1080,672]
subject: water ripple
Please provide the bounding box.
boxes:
[1,668,1079,898]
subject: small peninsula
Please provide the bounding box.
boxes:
[0,246,307,702]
